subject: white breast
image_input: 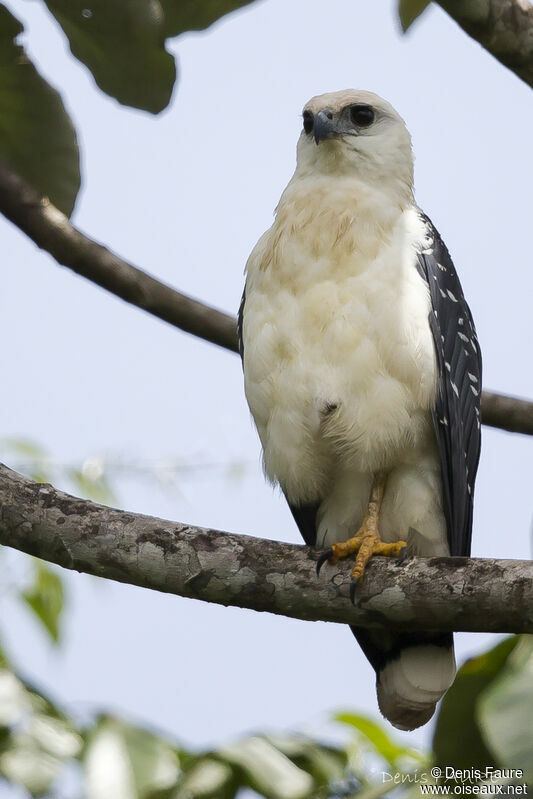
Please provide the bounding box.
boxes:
[243,177,437,507]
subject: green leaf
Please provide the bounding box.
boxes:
[219,736,315,799]
[177,756,236,799]
[0,669,31,726]
[0,737,62,796]
[1,438,48,459]
[334,712,425,767]
[67,465,116,505]
[265,734,347,786]
[398,0,431,31]
[478,636,533,783]
[43,0,176,113]
[433,636,519,770]
[0,666,82,796]
[21,560,65,644]
[0,4,80,215]
[83,716,180,799]
[159,0,256,38]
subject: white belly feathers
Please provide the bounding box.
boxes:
[242,179,438,513]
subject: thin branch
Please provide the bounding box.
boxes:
[0,159,238,353]
[1,463,532,634]
[481,390,533,435]
[1,158,533,436]
[437,0,533,89]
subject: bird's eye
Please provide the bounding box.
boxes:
[350,104,375,127]
[303,110,314,135]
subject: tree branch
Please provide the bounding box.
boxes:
[480,390,533,435]
[1,158,533,436]
[0,159,238,353]
[1,463,531,634]
[437,0,533,89]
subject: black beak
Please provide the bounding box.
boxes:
[314,109,337,144]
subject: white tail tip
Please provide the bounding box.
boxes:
[377,644,456,731]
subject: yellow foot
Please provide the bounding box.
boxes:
[316,469,407,603]
[316,529,407,601]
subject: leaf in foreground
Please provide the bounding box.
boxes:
[398,0,431,32]
[220,736,315,799]
[0,4,80,215]
[43,0,176,114]
[83,716,180,799]
[432,636,518,770]
[0,666,82,796]
[20,559,65,644]
[478,635,533,783]
[335,712,425,768]
[160,0,257,37]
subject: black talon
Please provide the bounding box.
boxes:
[350,578,359,604]
[397,546,409,565]
[316,548,333,576]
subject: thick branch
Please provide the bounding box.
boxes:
[1,159,533,435]
[1,463,531,634]
[437,0,533,89]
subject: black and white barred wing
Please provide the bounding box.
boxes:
[417,215,482,557]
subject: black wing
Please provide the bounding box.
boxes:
[237,288,245,361]
[417,214,482,557]
[284,500,319,547]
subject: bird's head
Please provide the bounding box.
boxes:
[295,90,414,200]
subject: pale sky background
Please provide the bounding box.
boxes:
[2,0,533,770]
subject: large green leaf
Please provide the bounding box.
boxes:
[83,716,180,799]
[478,636,533,783]
[398,0,431,31]
[43,0,176,113]
[0,4,80,215]
[432,636,518,770]
[176,756,236,799]
[265,733,347,788]
[335,712,424,768]
[219,736,315,799]
[21,559,65,644]
[159,0,257,37]
[0,667,82,796]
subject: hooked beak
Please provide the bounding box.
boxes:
[313,109,338,144]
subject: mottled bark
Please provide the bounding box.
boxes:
[0,159,532,438]
[437,0,533,89]
[1,463,531,634]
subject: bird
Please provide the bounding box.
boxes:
[238,90,481,731]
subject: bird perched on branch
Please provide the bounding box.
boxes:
[239,90,481,731]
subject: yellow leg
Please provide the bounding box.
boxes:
[316,471,407,601]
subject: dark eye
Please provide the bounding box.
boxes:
[303,110,314,135]
[350,104,375,127]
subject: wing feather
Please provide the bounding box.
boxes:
[237,288,245,360]
[417,214,482,556]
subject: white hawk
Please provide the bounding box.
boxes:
[238,90,482,731]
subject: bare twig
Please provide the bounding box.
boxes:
[1,158,533,435]
[437,0,533,89]
[1,463,531,634]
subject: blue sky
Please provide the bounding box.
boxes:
[2,0,533,757]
